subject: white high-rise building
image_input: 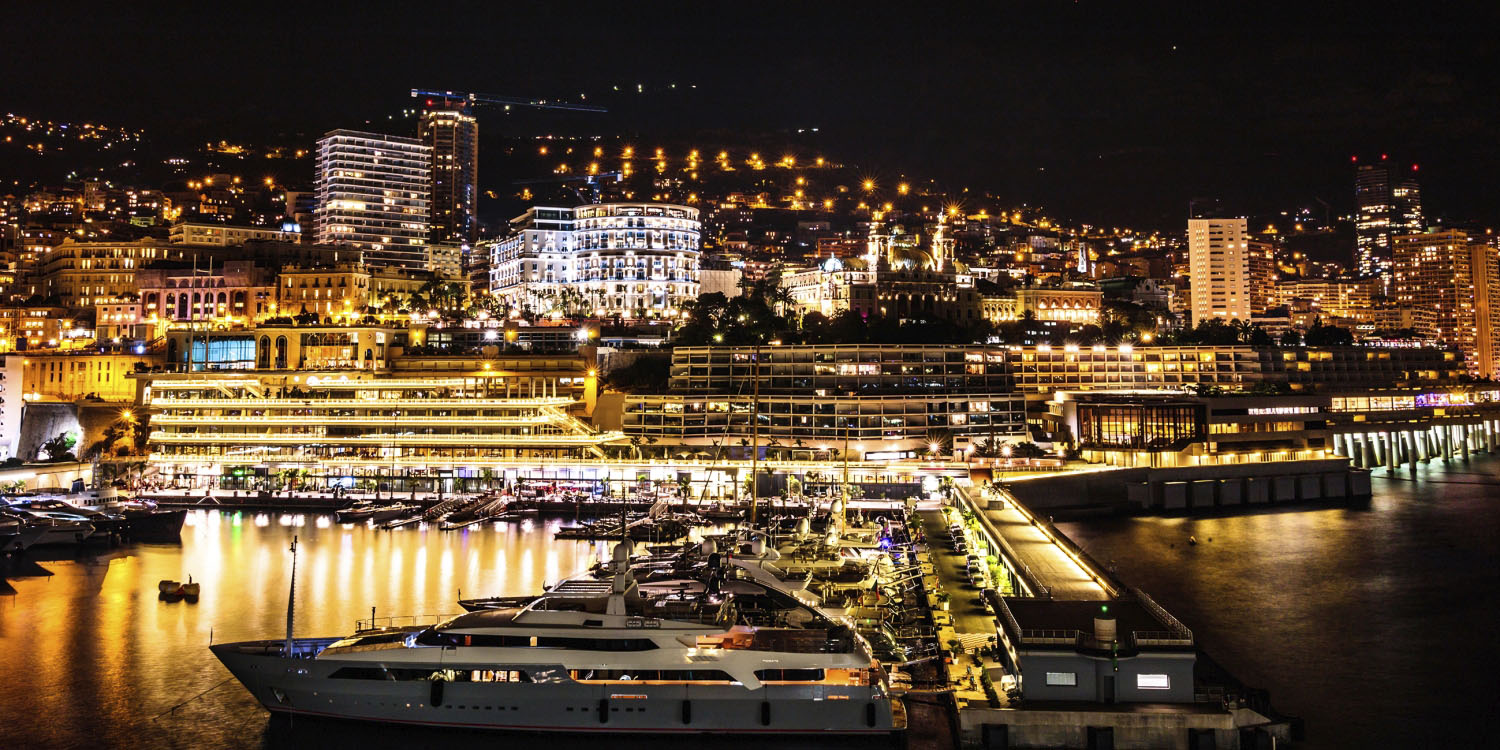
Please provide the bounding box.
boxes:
[314,129,432,269]
[1188,217,1250,327]
[486,203,701,319]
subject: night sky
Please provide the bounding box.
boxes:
[9,3,1499,231]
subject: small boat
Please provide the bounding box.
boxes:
[335,501,420,524]
[159,577,201,601]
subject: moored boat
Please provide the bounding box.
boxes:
[212,541,905,735]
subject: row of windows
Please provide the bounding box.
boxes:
[1043,672,1170,690]
[414,630,659,651]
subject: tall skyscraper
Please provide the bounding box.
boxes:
[1355,158,1423,284]
[418,106,479,244]
[1188,216,1250,327]
[1393,229,1500,378]
[314,129,432,269]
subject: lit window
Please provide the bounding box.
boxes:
[1137,674,1171,690]
[1044,672,1077,686]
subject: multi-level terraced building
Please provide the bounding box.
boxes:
[142,372,625,492]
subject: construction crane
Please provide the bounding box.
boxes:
[513,171,624,204]
[410,89,606,114]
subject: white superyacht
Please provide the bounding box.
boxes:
[211,541,905,735]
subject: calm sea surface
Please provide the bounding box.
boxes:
[1059,456,1500,749]
[3,458,1498,749]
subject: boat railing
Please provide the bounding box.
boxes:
[355,613,462,633]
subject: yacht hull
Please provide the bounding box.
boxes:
[212,640,903,735]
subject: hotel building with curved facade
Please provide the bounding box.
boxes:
[485,203,700,319]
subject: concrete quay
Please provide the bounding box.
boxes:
[999,459,1371,518]
[925,483,1295,748]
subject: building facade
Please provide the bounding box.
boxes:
[418,107,479,244]
[1245,239,1276,314]
[141,371,625,491]
[488,203,701,319]
[1355,160,1423,284]
[22,350,154,402]
[619,345,1027,458]
[169,222,300,246]
[1004,343,1458,394]
[276,263,431,317]
[1187,217,1250,326]
[136,260,278,328]
[313,129,431,269]
[1393,229,1500,377]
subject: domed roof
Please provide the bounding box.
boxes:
[888,246,934,271]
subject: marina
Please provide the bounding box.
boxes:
[0,479,1292,748]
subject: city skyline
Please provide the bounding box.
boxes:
[6,4,1499,231]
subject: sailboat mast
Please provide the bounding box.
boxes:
[749,344,760,525]
[284,535,298,654]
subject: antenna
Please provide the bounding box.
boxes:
[284,535,298,655]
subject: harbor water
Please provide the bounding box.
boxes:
[1059,456,1500,749]
[2,457,1498,748]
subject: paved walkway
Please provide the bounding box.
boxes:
[915,510,1012,708]
[980,493,1108,601]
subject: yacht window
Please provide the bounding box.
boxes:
[535,637,658,651]
[754,668,826,682]
[469,669,532,683]
[414,630,530,648]
[570,669,732,682]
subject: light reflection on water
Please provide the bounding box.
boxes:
[1058,457,1500,750]
[0,511,616,748]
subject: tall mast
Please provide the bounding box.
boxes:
[285,535,298,654]
[841,420,851,528]
[749,343,760,526]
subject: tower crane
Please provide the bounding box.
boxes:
[410,89,607,113]
[513,171,624,204]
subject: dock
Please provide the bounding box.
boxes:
[908,482,1298,749]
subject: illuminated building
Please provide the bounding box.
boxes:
[1006,343,1457,394]
[1245,239,1276,314]
[417,107,479,244]
[1393,229,1500,377]
[136,260,277,329]
[781,215,987,323]
[140,368,621,491]
[0,355,20,459]
[22,350,155,402]
[1355,160,1423,284]
[313,129,432,269]
[1187,217,1251,326]
[614,344,1027,458]
[1274,277,1382,321]
[169,221,301,246]
[486,203,701,319]
[94,299,145,341]
[33,238,199,307]
[162,323,402,371]
[427,241,464,279]
[275,263,432,317]
[0,305,73,351]
[982,285,1104,325]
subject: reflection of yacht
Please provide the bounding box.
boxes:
[0,512,28,551]
[213,542,905,735]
